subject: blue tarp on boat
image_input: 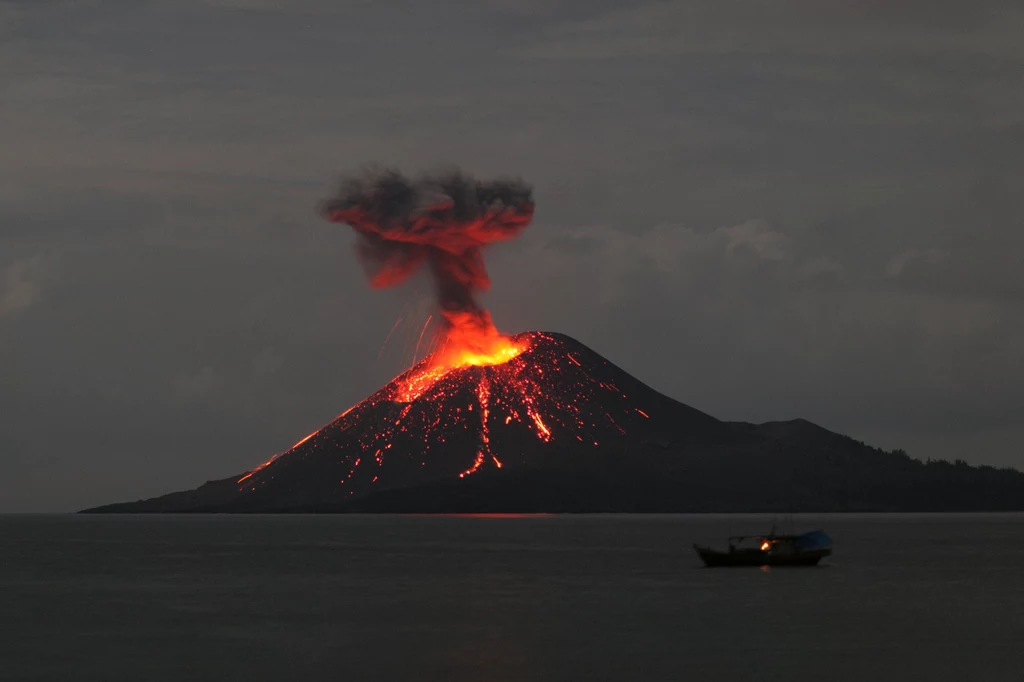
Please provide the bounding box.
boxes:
[795,530,833,550]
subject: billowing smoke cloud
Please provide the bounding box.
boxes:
[322,168,534,351]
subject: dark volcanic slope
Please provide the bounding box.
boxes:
[89,332,735,512]
[86,332,1024,513]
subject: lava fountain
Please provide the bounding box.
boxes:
[323,167,534,399]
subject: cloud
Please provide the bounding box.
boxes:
[172,366,225,404]
[721,220,792,262]
[514,2,1024,63]
[0,255,49,317]
[540,220,802,280]
[798,256,845,281]
[170,349,289,416]
[885,248,947,278]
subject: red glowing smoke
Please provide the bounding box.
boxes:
[322,168,534,355]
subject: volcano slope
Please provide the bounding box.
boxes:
[86,332,1024,513]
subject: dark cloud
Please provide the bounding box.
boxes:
[2,0,1023,510]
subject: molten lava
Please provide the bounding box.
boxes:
[394,325,528,403]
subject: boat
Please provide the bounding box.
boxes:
[694,528,832,567]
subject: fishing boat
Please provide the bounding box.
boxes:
[694,528,832,567]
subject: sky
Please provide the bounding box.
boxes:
[2,0,1023,512]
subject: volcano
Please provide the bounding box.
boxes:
[87,331,1024,513]
[80,169,1024,513]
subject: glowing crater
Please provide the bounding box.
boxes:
[392,334,529,403]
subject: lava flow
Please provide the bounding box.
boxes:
[235,330,679,500]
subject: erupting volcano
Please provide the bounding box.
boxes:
[219,168,722,509]
[324,167,535,394]
[86,169,1024,513]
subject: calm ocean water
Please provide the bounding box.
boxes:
[2,513,1023,682]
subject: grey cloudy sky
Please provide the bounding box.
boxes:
[2,0,1023,512]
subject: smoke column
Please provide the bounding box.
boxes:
[322,168,534,356]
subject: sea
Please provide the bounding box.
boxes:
[2,513,1023,682]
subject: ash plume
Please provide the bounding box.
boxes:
[321,168,534,348]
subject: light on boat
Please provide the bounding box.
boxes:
[760,541,770,551]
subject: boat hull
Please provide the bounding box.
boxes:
[694,545,831,567]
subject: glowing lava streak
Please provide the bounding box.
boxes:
[460,376,499,478]
[412,314,433,364]
[377,315,404,359]
[480,377,502,468]
[530,411,552,441]
[237,407,355,483]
